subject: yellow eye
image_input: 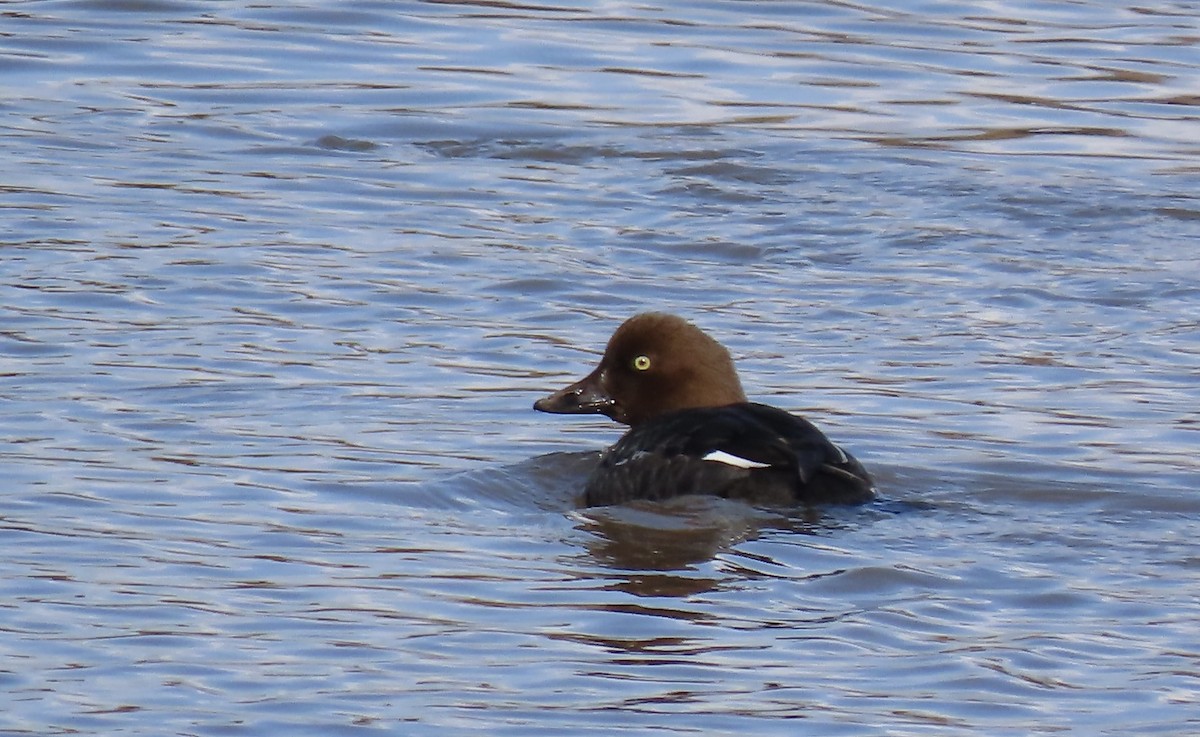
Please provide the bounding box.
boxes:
[632,355,651,371]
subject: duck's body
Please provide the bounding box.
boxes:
[534,313,873,507]
[583,402,872,507]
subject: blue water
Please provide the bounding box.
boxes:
[2,1,1198,735]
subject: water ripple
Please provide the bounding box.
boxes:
[2,1,1198,735]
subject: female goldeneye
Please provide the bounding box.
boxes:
[534,312,874,507]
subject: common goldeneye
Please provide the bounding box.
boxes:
[534,312,874,507]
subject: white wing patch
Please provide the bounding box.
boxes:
[702,450,771,469]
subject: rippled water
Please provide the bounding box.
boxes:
[2,1,1198,735]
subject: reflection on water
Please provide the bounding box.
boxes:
[2,0,1198,735]
[578,497,785,573]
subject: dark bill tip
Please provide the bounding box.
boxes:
[533,370,615,416]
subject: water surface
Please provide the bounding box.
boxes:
[2,1,1198,735]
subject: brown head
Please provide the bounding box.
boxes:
[533,312,747,427]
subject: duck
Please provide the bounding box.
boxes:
[534,312,874,507]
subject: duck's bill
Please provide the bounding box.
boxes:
[534,369,617,417]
